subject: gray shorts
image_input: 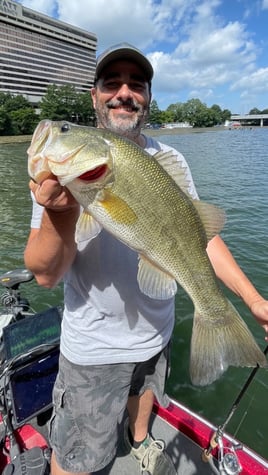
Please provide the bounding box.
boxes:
[49,347,170,473]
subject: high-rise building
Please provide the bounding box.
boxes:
[0,0,97,104]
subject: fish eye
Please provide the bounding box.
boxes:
[61,123,70,133]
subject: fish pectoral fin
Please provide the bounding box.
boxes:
[190,301,268,386]
[75,210,102,243]
[97,189,137,225]
[192,199,226,241]
[153,150,192,196]
[137,255,177,300]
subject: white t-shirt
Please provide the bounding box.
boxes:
[31,135,198,365]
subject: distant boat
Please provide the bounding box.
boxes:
[224,120,242,129]
[163,122,193,129]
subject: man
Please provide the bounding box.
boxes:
[24,43,268,475]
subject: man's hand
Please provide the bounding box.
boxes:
[29,176,79,211]
[250,298,268,341]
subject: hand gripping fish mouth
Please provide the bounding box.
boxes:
[28,120,112,187]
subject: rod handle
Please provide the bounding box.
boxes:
[202,432,218,462]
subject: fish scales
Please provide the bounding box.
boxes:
[27,120,268,385]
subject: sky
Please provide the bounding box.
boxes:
[16,0,268,114]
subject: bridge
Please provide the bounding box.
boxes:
[230,114,268,127]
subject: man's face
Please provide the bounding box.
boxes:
[91,60,151,140]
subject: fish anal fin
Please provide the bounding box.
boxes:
[75,210,102,243]
[98,189,137,225]
[190,300,268,386]
[138,255,177,300]
[192,200,226,241]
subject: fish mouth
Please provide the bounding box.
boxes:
[28,120,51,158]
[28,120,113,186]
[78,165,108,182]
[27,120,53,182]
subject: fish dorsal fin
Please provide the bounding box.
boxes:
[137,255,177,300]
[153,150,226,240]
[75,210,102,243]
[97,189,137,224]
[192,199,226,241]
[153,151,192,196]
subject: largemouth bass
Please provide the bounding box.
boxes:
[28,120,267,385]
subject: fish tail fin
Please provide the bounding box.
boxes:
[190,300,268,386]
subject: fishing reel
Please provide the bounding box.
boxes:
[218,437,242,475]
[222,452,242,475]
[202,429,242,475]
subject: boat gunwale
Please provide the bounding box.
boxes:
[153,398,268,474]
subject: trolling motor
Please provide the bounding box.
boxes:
[0,269,34,320]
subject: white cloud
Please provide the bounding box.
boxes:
[16,0,268,111]
[231,67,268,94]
[148,6,258,102]
[18,0,57,17]
[57,0,166,51]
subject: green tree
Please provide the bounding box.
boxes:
[40,85,95,124]
[166,102,186,123]
[160,109,175,124]
[9,108,39,135]
[249,107,261,114]
[0,105,12,135]
[149,99,162,125]
[221,109,231,122]
[74,92,95,125]
[40,84,78,121]
[0,92,10,107]
[4,94,30,112]
[0,93,37,135]
[183,98,209,127]
[210,104,222,125]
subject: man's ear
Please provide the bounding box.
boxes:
[90,87,96,108]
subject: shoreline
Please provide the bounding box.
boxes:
[0,135,32,144]
[0,125,267,144]
[144,125,227,136]
[144,124,268,137]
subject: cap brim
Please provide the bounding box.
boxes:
[95,47,153,82]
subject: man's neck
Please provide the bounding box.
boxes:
[135,133,146,148]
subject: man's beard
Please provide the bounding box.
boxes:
[95,98,149,139]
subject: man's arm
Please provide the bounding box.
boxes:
[24,178,80,288]
[207,234,268,339]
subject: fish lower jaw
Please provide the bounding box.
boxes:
[32,170,55,184]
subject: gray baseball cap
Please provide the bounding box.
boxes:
[95,42,154,82]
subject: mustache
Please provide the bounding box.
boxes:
[106,98,141,113]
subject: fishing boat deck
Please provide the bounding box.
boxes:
[93,412,217,475]
[33,409,217,475]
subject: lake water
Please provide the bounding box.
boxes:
[0,128,268,459]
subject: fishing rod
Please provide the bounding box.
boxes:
[203,345,268,470]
